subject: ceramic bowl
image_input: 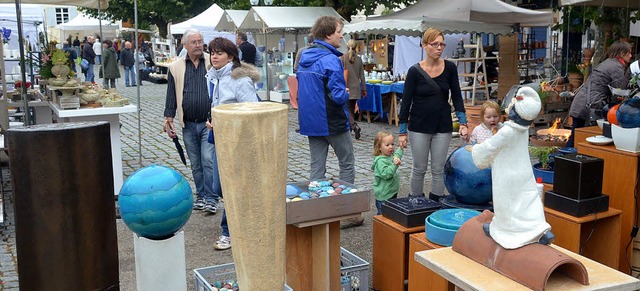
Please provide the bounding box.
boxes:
[596,119,605,129]
[616,98,640,128]
[425,209,481,246]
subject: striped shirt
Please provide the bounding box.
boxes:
[164,56,210,122]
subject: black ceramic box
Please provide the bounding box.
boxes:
[553,154,604,200]
[544,191,609,217]
[381,196,442,228]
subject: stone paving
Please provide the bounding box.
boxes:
[0,72,465,290]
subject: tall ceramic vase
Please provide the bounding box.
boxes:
[212,102,289,290]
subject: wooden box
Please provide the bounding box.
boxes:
[286,181,370,225]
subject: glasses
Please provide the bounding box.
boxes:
[427,42,446,49]
[188,40,204,46]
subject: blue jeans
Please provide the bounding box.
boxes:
[95,55,101,65]
[211,141,230,237]
[182,121,218,203]
[85,63,95,82]
[124,65,136,86]
[375,194,397,215]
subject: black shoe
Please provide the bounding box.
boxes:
[353,124,361,140]
[428,192,442,201]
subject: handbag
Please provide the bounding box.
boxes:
[80,58,89,70]
[585,80,604,126]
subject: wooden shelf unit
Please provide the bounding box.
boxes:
[373,215,425,291]
[448,36,498,105]
[575,126,640,273]
[408,232,455,291]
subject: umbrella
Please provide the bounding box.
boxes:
[172,137,187,165]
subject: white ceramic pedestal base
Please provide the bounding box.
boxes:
[133,231,187,291]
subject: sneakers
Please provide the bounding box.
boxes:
[353,124,361,140]
[214,235,231,250]
[204,201,218,214]
[193,198,206,210]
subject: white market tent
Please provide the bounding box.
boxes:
[0,4,43,50]
[170,4,225,35]
[238,6,345,30]
[215,10,248,32]
[0,0,107,8]
[52,13,118,42]
[374,0,552,27]
[343,17,513,37]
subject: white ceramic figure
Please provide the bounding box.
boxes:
[470,86,552,249]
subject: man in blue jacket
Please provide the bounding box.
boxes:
[297,16,355,184]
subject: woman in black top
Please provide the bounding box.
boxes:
[398,27,468,201]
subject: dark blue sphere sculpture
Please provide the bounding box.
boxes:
[617,98,640,128]
[443,146,492,205]
[118,165,193,239]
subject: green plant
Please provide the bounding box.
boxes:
[537,88,549,105]
[529,146,558,171]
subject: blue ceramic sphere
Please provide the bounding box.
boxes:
[617,98,640,128]
[443,147,492,205]
[118,165,193,239]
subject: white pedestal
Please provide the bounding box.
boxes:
[269,91,289,103]
[49,102,137,196]
[133,231,187,291]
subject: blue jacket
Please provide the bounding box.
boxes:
[296,40,350,136]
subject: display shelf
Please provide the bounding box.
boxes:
[408,232,455,291]
[448,36,498,105]
[152,38,173,64]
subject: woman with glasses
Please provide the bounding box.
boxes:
[398,27,468,201]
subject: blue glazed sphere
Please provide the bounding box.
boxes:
[443,147,492,205]
[118,165,193,239]
[617,98,640,128]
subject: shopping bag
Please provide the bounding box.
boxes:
[80,58,90,70]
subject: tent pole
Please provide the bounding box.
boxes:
[134,0,142,166]
[15,0,30,126]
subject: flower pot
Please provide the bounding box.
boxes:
[567,72,583,89]
[533,162,554,184]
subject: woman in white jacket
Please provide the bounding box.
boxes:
[205,37,261,251]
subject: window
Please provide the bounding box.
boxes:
[55,8,69,24]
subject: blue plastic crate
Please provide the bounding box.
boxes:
[340,247,370,291]
[194,263,292,291]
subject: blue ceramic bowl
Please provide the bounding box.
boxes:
[443,147,492,205]
[558,147,577,155]
[425,209,481,246]
[617,98,640,128]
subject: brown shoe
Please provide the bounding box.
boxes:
[353,124,361,140]
[340,215,364,229]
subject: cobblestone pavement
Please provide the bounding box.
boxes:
[0,74,465,290]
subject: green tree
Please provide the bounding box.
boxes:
[81,0,416,37]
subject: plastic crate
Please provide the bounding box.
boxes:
[194,263,292,291]
[340,247,370,291]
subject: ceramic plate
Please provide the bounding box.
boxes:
[586,135,613,145]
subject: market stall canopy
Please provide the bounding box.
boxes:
[560,0,640,8]
[343,16,512,37]
[0,0,108,9]
[375,0,552,27]
[55,13,118,31]
[215,10,248,32]
[238,6,345,30]
[170,4,225,35]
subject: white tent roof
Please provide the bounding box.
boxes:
[561,0,640,8]
[170,4,225,35]
[376,0,552,27]
[238,7,345,30]
[344,17,512,37]
[0,0,108,9]
[214,10,248,32]
[55,13,117,30]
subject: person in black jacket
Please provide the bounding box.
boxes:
[235,31,256,65]
[120,41,136,87]
[81,36,96,83]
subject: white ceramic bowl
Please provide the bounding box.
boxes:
[596,119,605,129]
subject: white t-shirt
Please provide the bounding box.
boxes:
[93,41,102,56]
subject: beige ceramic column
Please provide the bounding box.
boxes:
[213,102,289,290]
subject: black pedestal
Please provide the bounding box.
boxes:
[553,154,604,200]
[381,196,441,228]
[544,191,609,217]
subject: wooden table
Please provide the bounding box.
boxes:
[575,126,602,145]
[575,141,640,273]
[416,245,640,290]
[544,207,621,269]
[408,232,455,291]
[49,102,137,196]
[373,215,425,291]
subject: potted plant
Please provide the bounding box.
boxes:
[529,146,558,183]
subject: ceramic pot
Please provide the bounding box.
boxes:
[533,162,554,184]
[49,77,67,86]
[51,63,70,79]
[608,104,621,125]
[616,98,640,128]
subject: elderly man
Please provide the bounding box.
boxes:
[163,29,218,213]
[120,41,136,87]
